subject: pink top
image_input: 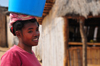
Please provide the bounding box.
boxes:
[0,45,41,66]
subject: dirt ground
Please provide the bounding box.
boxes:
[0,47,9,64]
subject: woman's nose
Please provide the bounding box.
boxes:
[33,31,40,37]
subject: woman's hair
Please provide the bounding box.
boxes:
[12,18,39,36]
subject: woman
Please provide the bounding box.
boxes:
[0,13,41,66]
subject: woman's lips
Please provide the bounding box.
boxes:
[32,38,39,42]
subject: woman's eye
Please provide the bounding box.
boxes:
[28,31,33,33]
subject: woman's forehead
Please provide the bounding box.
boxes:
[23,22,38,29]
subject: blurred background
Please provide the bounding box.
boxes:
[0,0,100,66]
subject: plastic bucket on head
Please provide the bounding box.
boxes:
[8,0,46,17]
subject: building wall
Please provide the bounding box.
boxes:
[41,7,65,66]
[0,12,7,47]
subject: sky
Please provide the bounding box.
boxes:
[0,0,8,7]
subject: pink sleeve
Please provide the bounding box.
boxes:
[1,51,21,66]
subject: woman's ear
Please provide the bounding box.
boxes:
[15,31,21,37]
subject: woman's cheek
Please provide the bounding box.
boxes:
[38,32,40,37]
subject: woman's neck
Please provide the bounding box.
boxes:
[17,42,32,54]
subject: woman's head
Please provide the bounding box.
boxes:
[12,18,39,35]
[9,13,40,46]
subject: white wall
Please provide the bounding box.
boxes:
[40,7,65,66]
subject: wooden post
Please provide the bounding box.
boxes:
[79,19,87,66]
[63,17,69,66]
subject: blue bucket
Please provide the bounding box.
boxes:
[8,0,46,17]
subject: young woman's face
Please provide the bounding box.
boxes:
[21,22,40,46]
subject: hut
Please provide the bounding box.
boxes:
[0,6,8,47]
[37,0,100,66]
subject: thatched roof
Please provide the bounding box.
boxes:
[56,0,100,18]
[37,0,54,24]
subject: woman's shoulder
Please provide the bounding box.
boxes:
[1,45,20,58]
[1,45,21,66]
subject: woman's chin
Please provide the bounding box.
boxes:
[32,43,38,46]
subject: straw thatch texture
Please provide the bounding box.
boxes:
[55,0,100,17]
